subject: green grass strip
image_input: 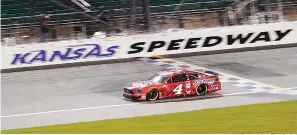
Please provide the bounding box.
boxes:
[2,100,297,134]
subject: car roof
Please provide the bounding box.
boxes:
[156,68,219,80]
[158,67,193,76]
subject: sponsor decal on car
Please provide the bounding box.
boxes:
[194,79,216,85]
[201,79,216,84]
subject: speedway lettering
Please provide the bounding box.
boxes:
[127,29,293,54]
[11,44,119,65]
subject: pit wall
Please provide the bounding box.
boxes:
[2,21,297,73]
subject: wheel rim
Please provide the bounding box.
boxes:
[147,90,158,100]
[198,87,204,93]
[196,85,207,95]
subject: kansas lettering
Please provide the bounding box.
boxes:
[11,44,119,65]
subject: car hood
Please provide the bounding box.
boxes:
[125,80,157,89]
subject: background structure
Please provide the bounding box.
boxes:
[1,0,297,45]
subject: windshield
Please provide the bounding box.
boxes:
[148,74,169,83]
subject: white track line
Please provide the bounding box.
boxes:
[1,103,138,118]
[1,91,261,118]
[285,87,297,90]
[221,91,262,96]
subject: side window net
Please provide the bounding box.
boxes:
[172,74,187,82]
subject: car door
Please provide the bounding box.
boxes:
[166,73,188,97]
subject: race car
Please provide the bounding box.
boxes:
[122,67,221,101]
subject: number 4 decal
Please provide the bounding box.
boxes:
[173,84,183,95]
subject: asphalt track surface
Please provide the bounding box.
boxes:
[2,47,297,130]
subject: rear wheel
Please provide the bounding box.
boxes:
[146,89,159,101]
[196,85,208,96]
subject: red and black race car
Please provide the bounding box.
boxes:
[122,67,221,101]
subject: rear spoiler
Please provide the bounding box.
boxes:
[203,70,219,76]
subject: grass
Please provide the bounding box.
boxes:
[2,100,297,134]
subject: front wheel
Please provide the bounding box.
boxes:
[146,89,159,101]
[196,85,208,96]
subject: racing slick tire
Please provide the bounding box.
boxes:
[196,84,208,96]
[146,89,159,101]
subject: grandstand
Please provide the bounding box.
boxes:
[1,0,233,25]
[1,0,297,45]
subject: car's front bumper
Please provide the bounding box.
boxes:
[122,93,145,101]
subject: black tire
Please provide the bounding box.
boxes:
[146,89,159,101]
[196,84,208,96]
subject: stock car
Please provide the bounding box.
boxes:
[122,67,221,101]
